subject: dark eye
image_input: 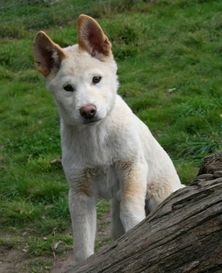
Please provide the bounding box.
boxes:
[63,84,75,92]
[92,76,102,84]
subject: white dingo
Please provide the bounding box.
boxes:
[33,14,183,264]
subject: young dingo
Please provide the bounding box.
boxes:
[33,14,183,264]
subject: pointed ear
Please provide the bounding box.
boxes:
[77,14,112,60]
[33,31,66,77]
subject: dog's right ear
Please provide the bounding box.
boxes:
[33,31,66,77]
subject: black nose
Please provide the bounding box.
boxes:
[79,104,97,120]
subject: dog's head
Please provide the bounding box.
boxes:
[33,15,118,126]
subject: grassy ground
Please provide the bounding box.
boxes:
[0,0,222,272]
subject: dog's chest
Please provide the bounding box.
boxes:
[62,124,121,198]
[92,165,119,199]
[65,160,119,199]
[62,123,122,167]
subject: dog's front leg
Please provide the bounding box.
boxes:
[116,161,148,232]
[68,175,96,264]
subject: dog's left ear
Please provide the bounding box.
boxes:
[77,14,112,60]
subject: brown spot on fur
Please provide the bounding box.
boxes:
[77,14,112,59]
[75,180,91,197]
[116,161,145,201]
[73,167,98,197]
[124,182,144,201]
[33,31,66,77]
[118,161,133,171]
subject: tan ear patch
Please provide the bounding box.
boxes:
[77,14,112,59]
[33,31,66,77]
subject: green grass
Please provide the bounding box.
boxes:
[0,0,222,271]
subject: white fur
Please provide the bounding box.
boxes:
[36,21,183,264]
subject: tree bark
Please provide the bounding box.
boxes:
[67,154,222,273]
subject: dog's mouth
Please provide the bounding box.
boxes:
[82,118,102,125]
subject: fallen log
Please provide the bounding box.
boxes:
[67,154,222,273]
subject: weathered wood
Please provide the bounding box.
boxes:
[198,153,222,175]
[67,154,222,273]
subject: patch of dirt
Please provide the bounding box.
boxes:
[0,212,111,273]
[50,251,74,273]
[0,246,51,273]
[0,248,25,273]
